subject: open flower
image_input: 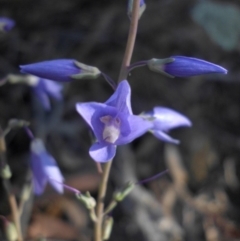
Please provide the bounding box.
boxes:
[20,59,101,82]
[142,107,191,144]
[76,80,153,162]
[28,75,63,110]
[0,17,15,32]
[147,56,227,77]
[30,138,64,195]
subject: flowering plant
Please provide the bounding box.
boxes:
[0,1,229,241]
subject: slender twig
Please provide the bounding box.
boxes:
[0,127,23,241]
[3,180,23,241]
[94,1,140,241]
[94,160,113,241]
[118,0,140,82]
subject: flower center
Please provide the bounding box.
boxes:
[100,115,121,144]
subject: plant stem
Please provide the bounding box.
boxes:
[3,180,23,241]
[94,160,112,241]
[94,1,140,241]
[0,128,23,241]
[118,0,140,82]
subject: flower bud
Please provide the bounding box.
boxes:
[0,164,12,179]
[4,221,18,241]
[20,59,101,82]
[76,192,96,210]
[113,182,134,202]
[103,216,114,240]
[147,56,227,78]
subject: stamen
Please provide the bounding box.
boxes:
[103,125,120,143]
[100,115,121,144]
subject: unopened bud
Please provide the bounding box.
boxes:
[102,216,114,240]
[147,56,227,78]
[1,164,12,179]
[20,59,101,82]
[114,182,134,202]
[76,191,96,210]
[4,221,18,241]
[71,61,101,80]
[147,58,175,78]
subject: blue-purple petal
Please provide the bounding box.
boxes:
[20,59,80,82]
[43,79,63,100]
[89,142,116,162]
[76,102,111,134]
[116,115,152,145]
[30,139,64,194]
[30,153,48,195]
[164,56,227,77]
[152,130,180,144]
[41,153,64,194]
[152,107,192,131]
[33,89,51,110]
[105,80,133,115]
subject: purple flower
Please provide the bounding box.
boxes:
[0,17,15,32]
[20,59,101,82]
[27,75,63,110]
[30,138,64,195]
[76,80,152,163]
[142,107,191,144]
[147,56,227,77]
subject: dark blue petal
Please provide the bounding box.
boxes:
[105,80,133,115]
[20,59,80,82]
[33,88,51,110]
[89,142,116,162]
[164,56,227,77]
[30,153,48,195]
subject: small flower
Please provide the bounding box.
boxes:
[27,75,63,110]
[147,56,227,78]
[142,107,191,144]
[0,17,15,32]
[20,59,101,82]
[30,138,64,195]
[76,80,152,162]
[127,0,146,20]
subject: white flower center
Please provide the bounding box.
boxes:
[100,115,121,144]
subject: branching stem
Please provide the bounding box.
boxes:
[94,1,140,241]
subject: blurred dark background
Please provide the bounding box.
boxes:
[0,0,240,240]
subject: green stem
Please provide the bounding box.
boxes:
[3,180,23,241]
[94,1,140,241]
[94,160,113,241]
[0,128,22,241]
